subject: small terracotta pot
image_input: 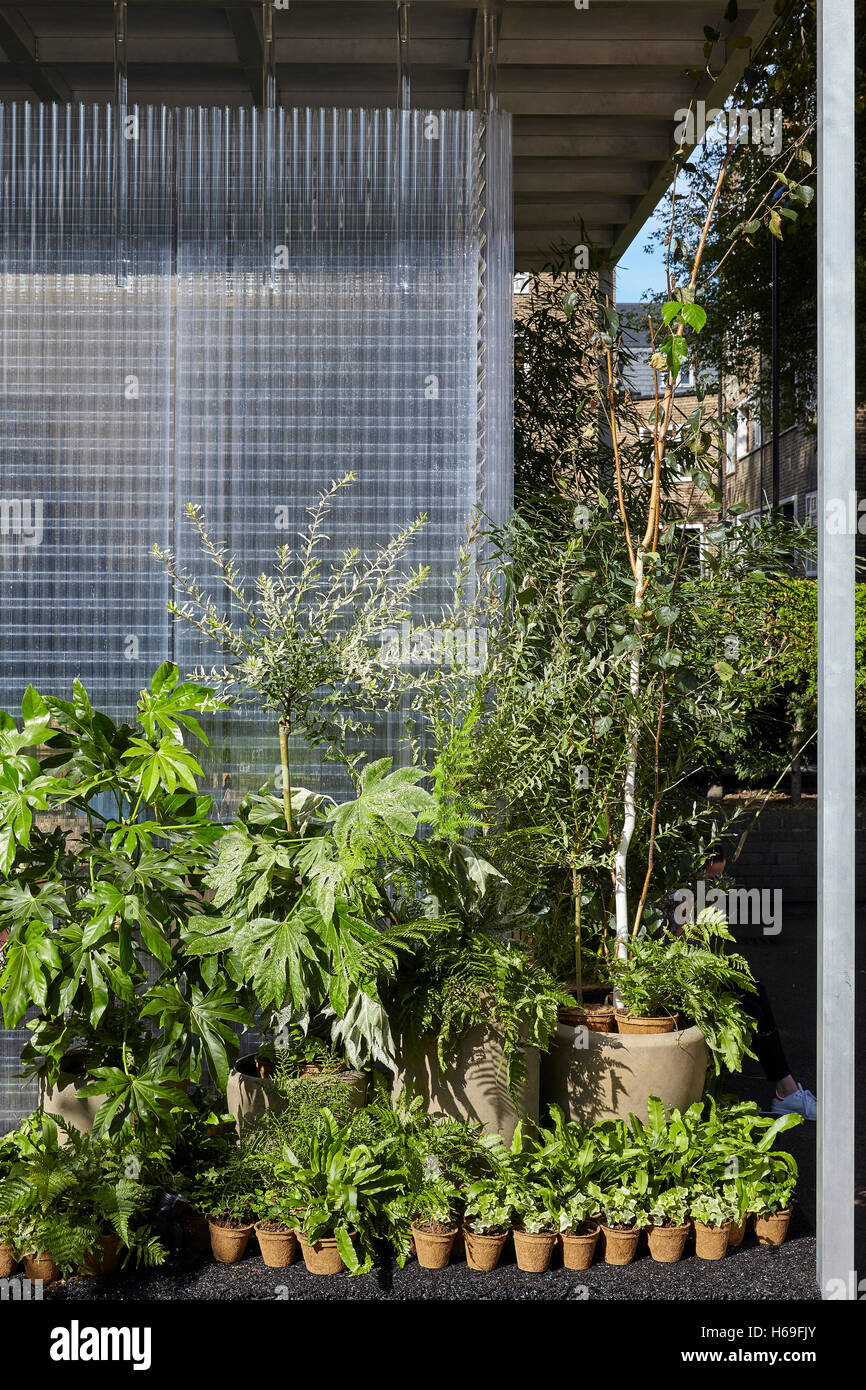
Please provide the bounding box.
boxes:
[754,1208,791,1247]
[255,1222,298,1268]
[208,1220,254,1264]
[559,1004,616,1033]
[0,1240,18,1278]
[601,1224,641,1266]
[411,1223,458,1270]
[694,1220,730,1260]
[513,1228,557,1273]
[727,1215,749,1249]
[647,1222,690,1263]
[561,1225,600,1270]
[299,1231,351,1275]
[82,1234,123,1276]
[24,1252,61,1285]
[179,1206,211,1254]
[464,1227,508,1272]
[615,1012,677,1035]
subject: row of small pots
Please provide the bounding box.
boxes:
[0,1233,123,1286]
[414,1208,792,1274]
[209,1219,349,1275]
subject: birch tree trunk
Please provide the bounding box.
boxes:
[613,554,644,1005]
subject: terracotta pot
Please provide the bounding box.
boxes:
[694,1220,730,1260]
[727,1215,749,1249]
[513,1228,557,1273]
[208,1220,254,1264]
[81,1234,123,1276]
[601,1224,641,1266]
[299,1232,352,1276]
[254,1222,298,1269]
[647,1222,690,1263]
[558,1004,616,1034]
[411,1223,458,1270]
[0,1240,18,1278]
[754,1208,791,1247]
[24,1252,61,1285]
[179,1205,211,1254]
[616,1012,677,1035]
[560,1225,600,1270]
[464,1227,508,1272]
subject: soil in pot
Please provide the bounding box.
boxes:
[615,1012,678,1035]
[647,1222,690,1263]
[513,1228,557,1273]
[0,1240,18,1278]
[411,1221,458,1270]
[255,1221,298,1268]
[464,1227,508,1272]
[81,1234,123,1277]
[298,1232,352,1276]
[24,1252,61,1285]
[728,1215,749,1249]
[754,1209,791,1247]
[209,1217,254,1264]
[601,1223,642,1266]
[694,1220,731,1260]
[561,1223,600,1270]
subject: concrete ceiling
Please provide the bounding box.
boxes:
[0,0,782,266]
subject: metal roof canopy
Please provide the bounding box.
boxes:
[0,0,779,266]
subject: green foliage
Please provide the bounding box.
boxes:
[611,908,758,1073]
[0,668,247,1137]
[1,1112,167,1273]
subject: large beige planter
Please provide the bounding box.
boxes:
[390,1025,539,1143]
[541,1021,707,1127]
[38,1072,106,1137]
[226,1054,367,1132]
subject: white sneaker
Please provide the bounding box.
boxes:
[771,1084,817,1121]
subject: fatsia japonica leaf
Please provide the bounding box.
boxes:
[140,981,252,1090]
[329,759,436,858]
[0,920,62,1027]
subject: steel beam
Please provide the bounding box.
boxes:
[816,0,856,1300]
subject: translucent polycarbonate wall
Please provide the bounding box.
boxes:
[0,102,512,1127]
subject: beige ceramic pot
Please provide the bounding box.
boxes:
[647,1223,690,1263]
[601,1224,641,1266]
[464,1227,508,1272]
[513,1228,557,1273]
[208,1220,253,1264]
[560,1225,600,1270]
[299,1232,352,1276]
[255,1222,298,1268]
[694,1220,730,1260]
[754,1209,791,1247]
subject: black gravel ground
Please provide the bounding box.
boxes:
[40,903,859,1304]
[43,1226,819,1303]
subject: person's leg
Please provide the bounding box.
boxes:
[740,979,816,1118]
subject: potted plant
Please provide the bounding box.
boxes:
[747,1153,798,1247]
[690,1190,736,1260]
[510,1183,560,1273]
[558,1188,602,1270]
[252,1190,299,1270]
[275,1111,403,1275]
[599,1183,649,1266]
[646,1185,691,1263]
[462,1179,512,1271]
[204,1187,256,1266]
[406,1174,461,1270]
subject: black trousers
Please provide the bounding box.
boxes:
[739,978,790,1085]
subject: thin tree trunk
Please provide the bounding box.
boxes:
[279,718,294,833]
[572,867,583,1006]
[614,555,644,1001]
[790,708,803,804]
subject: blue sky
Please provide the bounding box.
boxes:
[615,207,670,304]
